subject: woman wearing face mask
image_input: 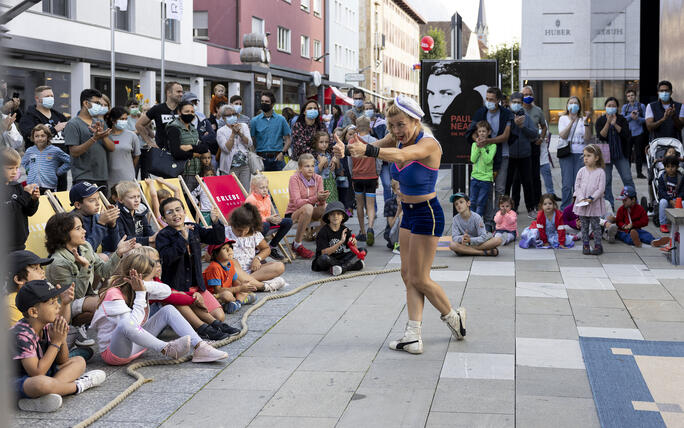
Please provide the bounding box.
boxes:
[165,101,209,189]
[104,107,141,189]
[216,104,253,189]
[290,100,329,161]
[558,96,593,209]
[595,97,633,208]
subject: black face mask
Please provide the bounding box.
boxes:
[260,103,273,113]
[180,113,194,124]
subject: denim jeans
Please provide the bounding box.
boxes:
[262,157,285,171]
[261,217,293,247]
[469,178,492,217]
[659,198,672,225]
[604,157,635,208]
[616,229,655,245]
[540,163,555,194]
[559,153,584,210]
[380,162,393,203]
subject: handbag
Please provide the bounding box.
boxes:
[556,119,579,158]
[247,147,264,173]
[143,147,186,178]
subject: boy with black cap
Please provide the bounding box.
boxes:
[7,250,55,326]
[70,181,120,254]
[10,279,105,412]
[312,201,365,276]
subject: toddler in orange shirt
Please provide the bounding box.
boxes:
[244,174,293,261]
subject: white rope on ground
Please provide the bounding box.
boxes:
[73,265,448,428]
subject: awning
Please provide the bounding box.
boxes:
[353,85,391,101]
[324,86,353,106]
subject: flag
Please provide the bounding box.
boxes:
[166,0,183,21]
[114,0,127,11]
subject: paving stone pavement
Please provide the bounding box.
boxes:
[12,149,684,427]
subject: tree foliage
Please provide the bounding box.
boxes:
[486,42,520,96]
[420,27,447,60]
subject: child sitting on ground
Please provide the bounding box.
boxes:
[285,153,328,259]
[114,181,156,246]
[91,253,228,366]
[657,155,683,233]
[70,182,120,255]
[531,193,571,248]
[613,186,669,248]
[244,174,293,261]
[21,124,71,194]
[351,117,379,245]
[7,251,59,327]
[11,280,105,412]
[312,201,365,275]
[203,239,264,314]
[494,195,517,245]
[226,204,287,290]
[449,193,502,256]
[3,147,40,252]
[469,121,496,217]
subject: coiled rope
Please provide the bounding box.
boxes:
[73,265,447,428]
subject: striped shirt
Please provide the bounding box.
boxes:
[21,144,71,190]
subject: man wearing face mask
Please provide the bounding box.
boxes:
[19,86,68,149]
[622,89,647,178]
[64,88,114,189]
[465,87,513,228]
[229,95,251,126]
[505,92,540,219]
[646,80,682,141]
[342,89,366,127]
[250,91,292,171]
[519,86,549,206]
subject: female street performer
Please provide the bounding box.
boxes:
[334,95,466,354]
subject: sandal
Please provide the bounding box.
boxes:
[482,248,499,257]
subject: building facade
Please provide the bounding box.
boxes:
[359,0,424,101]
[1,0,250,116]
[325,0,360,85]
[419,17,473,60]
[520,0,640,130]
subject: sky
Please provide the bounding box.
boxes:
[405,0,522,49]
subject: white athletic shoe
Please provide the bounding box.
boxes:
[74,370,106,394]
[192,341,229,363]
[263,277,287,292]
[331,265,343,276]
[441,307,467,340]
[162,336,192,359]
[389,320,423,354]
[18,394,62,412]
[74,325,95,347]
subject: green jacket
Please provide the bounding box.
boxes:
[166,119,201,177]
[45,243,120,300]
[470,142,496,182]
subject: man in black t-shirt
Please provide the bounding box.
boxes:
[136,81,183,149]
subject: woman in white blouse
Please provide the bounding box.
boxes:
[216,104,253,189]
[557,96,593,209]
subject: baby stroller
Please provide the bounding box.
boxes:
[645,137,684,225]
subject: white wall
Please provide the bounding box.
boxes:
[6,0,206,67]
[521,0,640,81]
[327,0,359,83]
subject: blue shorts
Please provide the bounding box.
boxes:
[400,197,445,236]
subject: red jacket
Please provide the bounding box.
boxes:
[615,203,649,230]
[533,209,566,245]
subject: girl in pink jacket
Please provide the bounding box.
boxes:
[494,195,518,245]
[285,153,328,258]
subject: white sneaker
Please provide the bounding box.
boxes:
[74,325,95,347]
[388,320,423,354]
[18,393,62,412]
[162,336,192,359]
[74,370,106,394]
[192,341,229,363]
[331,265,343,276]
[263,277,287,292]
[441,307,467,340]
[606,223,618,243]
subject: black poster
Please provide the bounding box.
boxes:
[421,60,498,164]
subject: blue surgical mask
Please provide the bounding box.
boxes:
[568,104,580,114]
[225,116,238,125]
[354,99,364,109]
[659,91,671,102]
[97,104,109,116]
[605,107,617,115]
[232,104,242,114]
[522,96,534,104]
[88,103,102,117]
[305,109,319,120]
[41,97,54,109]
[510,102,522,113]
[115,120,128,130]
[364,109,375,118]
[485,101,497,111]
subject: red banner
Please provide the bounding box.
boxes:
[202,175,246,219]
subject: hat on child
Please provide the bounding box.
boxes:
[207,238,236,257]
[617,185,637,200]
[69,181,105,205]
[449,193,469,203]
[9,250,53,278]
[15,280,70,313]
[322,201,349,224]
